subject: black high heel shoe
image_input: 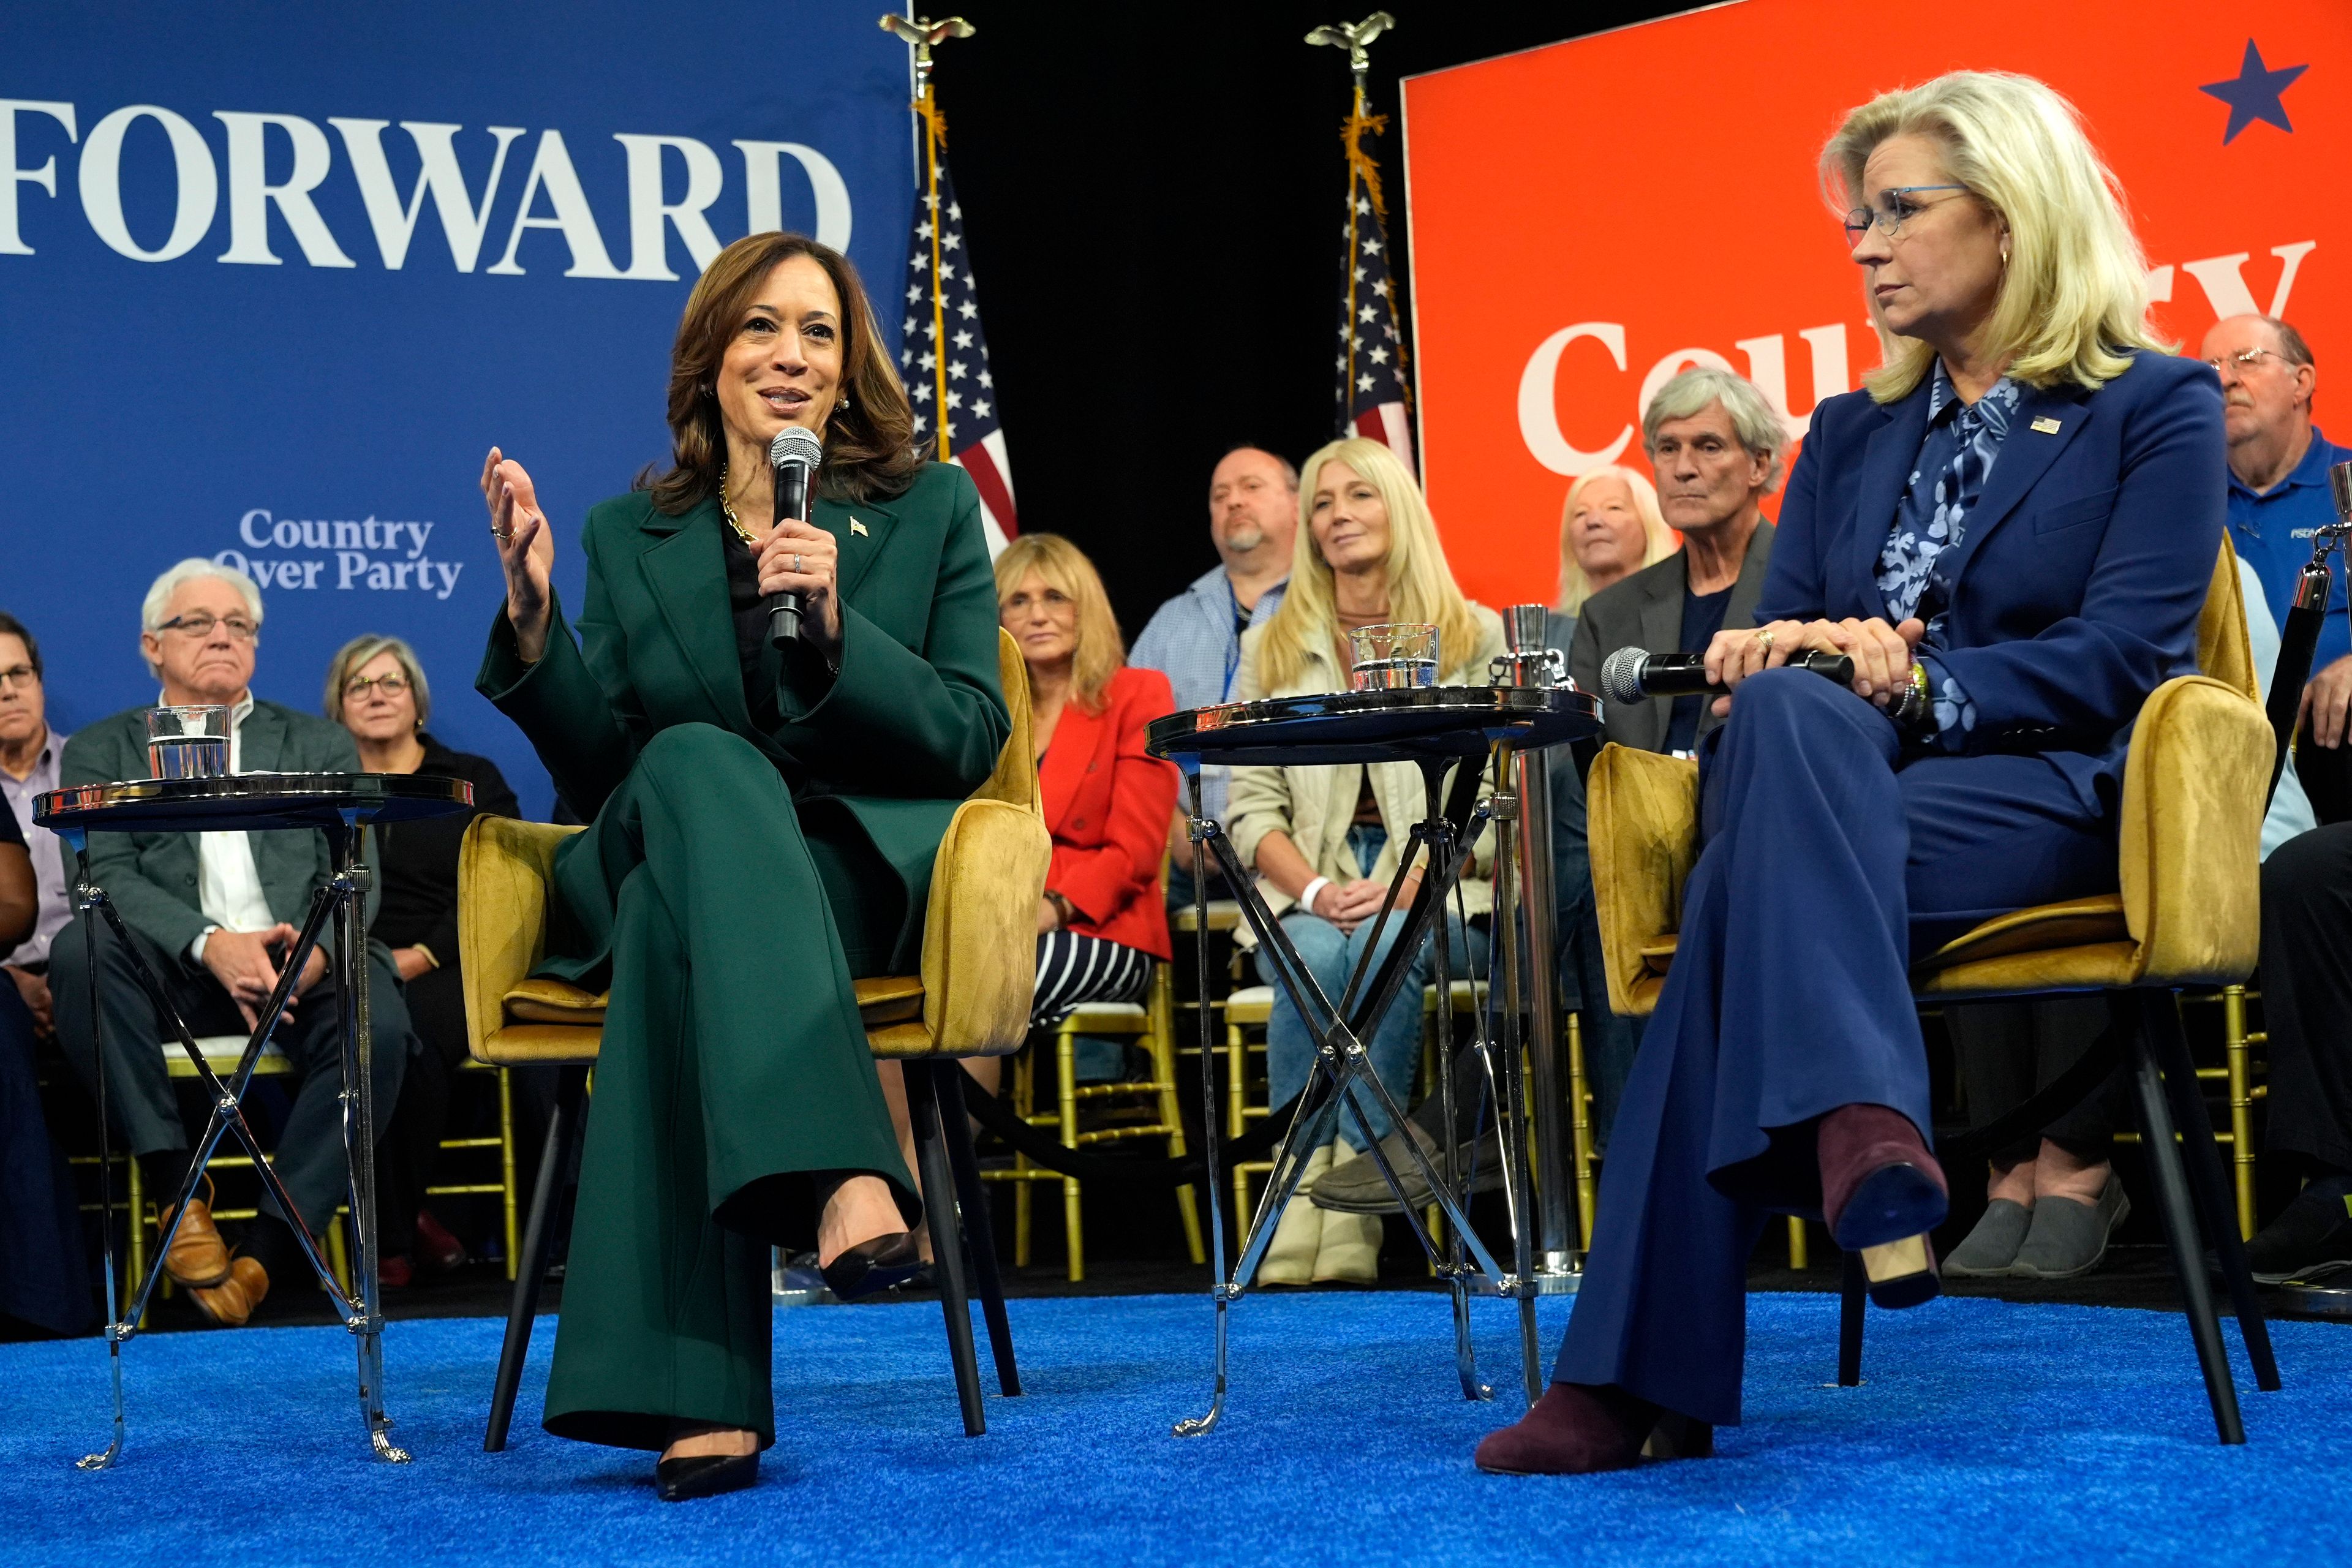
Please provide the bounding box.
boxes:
[820,1232,925,1300]
[655,1447,758,1502]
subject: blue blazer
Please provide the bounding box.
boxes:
[1758,350,2228,813]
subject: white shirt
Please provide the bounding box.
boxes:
[183,692,275,961]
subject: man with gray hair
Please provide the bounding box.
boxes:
[2198,315,2352,810]
[1568,366,1785,755]
[51,558,410,1328]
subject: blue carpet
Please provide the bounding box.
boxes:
[0,1291,2340,1566]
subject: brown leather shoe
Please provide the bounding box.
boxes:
[157,1182,232,1289]
[1474,1382,1660,1476]
[187,1256,269,1328]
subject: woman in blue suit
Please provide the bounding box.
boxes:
[1476,70,2227,1474]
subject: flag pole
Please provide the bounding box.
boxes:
[883,13,976,462]
[1308,13,1412,443]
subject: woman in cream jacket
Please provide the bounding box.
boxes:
[1226,437,1503,1284]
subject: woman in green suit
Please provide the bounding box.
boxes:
[475,232,1009,1501]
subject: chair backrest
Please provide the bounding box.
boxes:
[2198,543,2257,704]
[972,628,1041,818]
[902,630,1053,1054]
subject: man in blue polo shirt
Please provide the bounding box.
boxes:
[2202,315,2352,782]
[1130,445,1295,903]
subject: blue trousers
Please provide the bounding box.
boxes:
[1552,669,2117,1424]
[1259,827,1488,1145]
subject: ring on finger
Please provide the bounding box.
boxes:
[793,553,803,574]
[1754,627,1776,650]
[491,524,513,541]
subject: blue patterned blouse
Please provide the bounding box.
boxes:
[1876,361,2021,746]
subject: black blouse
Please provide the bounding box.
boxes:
[370,734,520,968]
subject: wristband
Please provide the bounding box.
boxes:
[1298,876,1332,916]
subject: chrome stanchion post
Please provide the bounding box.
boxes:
[1175,766,1231,1438]
[66,831,126,1472]
[333,813,407,1463]
[1493,605,1580,1291]
[1419,763,1488,1402]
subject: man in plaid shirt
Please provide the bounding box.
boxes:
[1129,446,1297,905]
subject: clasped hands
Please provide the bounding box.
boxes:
[202,924,328,1032]
[1306,870,1422,935]
[1702,614,1927,719]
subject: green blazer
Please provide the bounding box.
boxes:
[59,699,372,960]
[476,460,1010,974]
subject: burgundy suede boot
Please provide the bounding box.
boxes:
[1474,1382,1659,1476]
[1818,1102,1948,1308]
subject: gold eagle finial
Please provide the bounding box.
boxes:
[1305,12,1396,78]
[881,13,976,89]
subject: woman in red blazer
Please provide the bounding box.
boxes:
[995,534,1177,1024]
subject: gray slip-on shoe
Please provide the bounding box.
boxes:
[1944,1198,2034,1277]
[1311,1123,1504,1214]
[2010,1177,2130,1279]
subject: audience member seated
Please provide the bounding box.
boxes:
[996,533,1179,1029]
[1552,464,1675,614]
[1226,435,1502,1286]
[0,611,72,1041]
[50,560,412,1328]
[1313,453,1695,1218]
[1568,367,1785,757]
[2201,313,2352,819]
[0,729,86,1337]
[323,634,519,1287]
[1130,445,1297,905]
[875,533,1177,1261]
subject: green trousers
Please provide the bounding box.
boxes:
[541,724,919,1452]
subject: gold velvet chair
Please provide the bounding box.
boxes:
[1585,546,2281,1443]
[462,630,1051,1444]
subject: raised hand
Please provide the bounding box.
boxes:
[481,447,557,662]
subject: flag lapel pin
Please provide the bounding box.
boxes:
[850,519,869,537]
[2030,416,2062,434]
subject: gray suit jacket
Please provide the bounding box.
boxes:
[60,699,373,960]
[1567,521,1776,754]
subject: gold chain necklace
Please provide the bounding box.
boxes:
[717,462,758,546]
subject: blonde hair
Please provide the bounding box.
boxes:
[1256,437,1482,693]
[1822,70,2168,402]
[993,533,1124,714]
[323,634,432,727]
[1555,466,1675,614]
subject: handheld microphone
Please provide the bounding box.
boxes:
[1598,644,1855,704]
[766,426,823,649]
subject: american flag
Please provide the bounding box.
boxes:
[1335,102,1414,470]
[899,119,1017,553]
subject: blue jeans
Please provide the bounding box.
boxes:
[1257,825,1490,1145]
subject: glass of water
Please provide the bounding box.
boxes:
[146,705,231,779]
[1348,623,1441,691]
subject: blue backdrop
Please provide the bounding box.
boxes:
[1,2,916,815]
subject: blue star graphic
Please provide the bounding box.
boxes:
[2199,39,2308,145]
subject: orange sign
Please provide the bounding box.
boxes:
[1401,0,2351,611]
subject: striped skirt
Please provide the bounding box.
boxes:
[1030,930,1153,1028]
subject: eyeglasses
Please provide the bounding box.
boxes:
[344,673,411,699]
[0,665,35,689]
[157,613,258,641]
[2205,347,2288,375]
[1844,185,1970,246]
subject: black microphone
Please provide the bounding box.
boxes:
[1598,644,1855,704]
[766,425,823,649]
